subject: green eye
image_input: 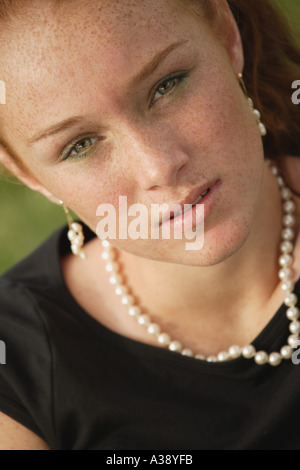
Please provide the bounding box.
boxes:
[62,136,99,161]
[150,72,189,106]
[73,138,93,153]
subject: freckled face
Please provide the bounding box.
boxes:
[0,0,265,266]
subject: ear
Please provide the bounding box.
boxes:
[0,148,61,205]
[211,0,244,75]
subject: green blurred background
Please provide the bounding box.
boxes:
[0,0,300,275]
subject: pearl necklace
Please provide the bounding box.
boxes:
[101,160,299,367]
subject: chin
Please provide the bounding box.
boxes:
[153,211,256,267]
[114,197,258,267]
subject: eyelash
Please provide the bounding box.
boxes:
[61,72,189,162]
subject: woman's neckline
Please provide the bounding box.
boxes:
[51,222,300,374]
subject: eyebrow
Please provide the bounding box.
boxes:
[131,39,189,85]
[27,39,189,145]
[27,117,86,145]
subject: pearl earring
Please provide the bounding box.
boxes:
[59,201,86,259]
[238,73,267,137]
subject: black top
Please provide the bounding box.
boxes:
[0,223,300,450]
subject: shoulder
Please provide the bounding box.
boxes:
[0,276,49,336]
[0,223,71,318]
[0,223,64,342]
[0,276,53,392]
[0,223,96,450]
[0,226,63,402]
[0,277,55,448]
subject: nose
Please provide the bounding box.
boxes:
[117,120,189,190]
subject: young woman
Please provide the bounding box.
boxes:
[0,0,300,450]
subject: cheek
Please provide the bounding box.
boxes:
[173,63,264,187]
[181,76,256,155]
[53,167,132,231]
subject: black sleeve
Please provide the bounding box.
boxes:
[0,278,56,447]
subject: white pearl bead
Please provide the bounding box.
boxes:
[284,293,298,307]
[109,274,123,285]
[71,244,80,255]
[283,214,296,227]
[102,240,111,248]
[281,280,294,292]
[281,228,295,241]
[206,356,217,362]
[121,295,134,306]
[228,345,242,359]
[102,250,116,261]
[138,314,151,326]
[67,230,76,241]
[115,285,128,296]
[79,251,86,260]
[279,254,293,267]
[280,241,293,254]
[242,345,256,359]
[158,333,171,346]
[105,262,119,273]
[181,349,193,357]
[169,341,183,353]
[277,176,285,188]
[147,323,161,335]
[288,334,300,348]
[271,165,279,176]
[253,109,261,121]
[279,267,292,280]
[286,306,300,321]
[217,351,229,362]
[289,321,300,335]
[71,222,83,233]
[72,236,84,247]
[254,351,269,365]
[128,306,141,317]
[248,98,254,109]
[195,354,205,360]
[259,123,267,136]
[281,188,292,200]
[280,345,293,359]
[279,255,293,269]
[269,352,282,366]
[283,200,296,213]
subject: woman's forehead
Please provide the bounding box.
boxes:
[0,0,203,145]
[0,0,199,95]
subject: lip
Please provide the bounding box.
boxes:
[159,179,219,227]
